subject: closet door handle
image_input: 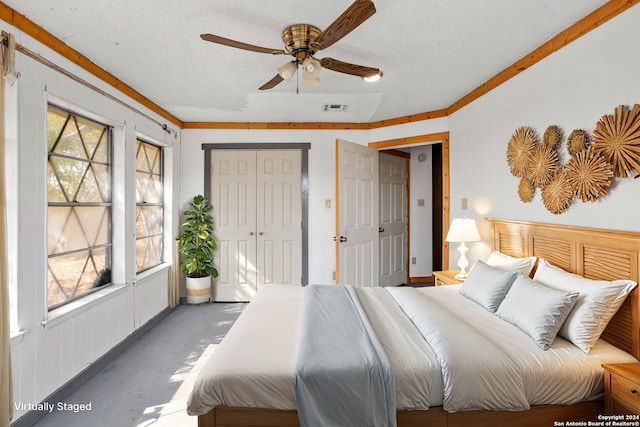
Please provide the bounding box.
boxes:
[249,232,255,236]
[259,232,264,236]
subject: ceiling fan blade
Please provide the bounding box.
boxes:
[311,0,376,51]
[320,57,380,78]
[201,33,285,55]
[259,74,285,90]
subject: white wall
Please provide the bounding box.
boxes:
[5,21,180,422]
[182,129,371,284]
[447,3,640,267]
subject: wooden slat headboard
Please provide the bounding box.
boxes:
[488,218,640,359]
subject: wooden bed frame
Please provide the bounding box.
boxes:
[197,218,640,427]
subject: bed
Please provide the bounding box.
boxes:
[187,218,640,427]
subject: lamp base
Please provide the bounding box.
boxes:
[455,242,471,280]
[454,271,469,281]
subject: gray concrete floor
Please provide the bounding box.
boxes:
[34,302,245,427]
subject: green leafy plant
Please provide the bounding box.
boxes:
[175,195,219,278]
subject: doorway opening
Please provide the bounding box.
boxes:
[371,132,450,285]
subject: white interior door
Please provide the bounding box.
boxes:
[256,150,302,287]
[336,139,379,287]
[210,150,257,301]
[210,149,302,302]
[379,153,408,286]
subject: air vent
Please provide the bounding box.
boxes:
[322,103,349,112]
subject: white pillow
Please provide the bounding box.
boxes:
[486,251,537,276]
[496,275,579,350]
[459,260,519,313]
[533,259,637,353]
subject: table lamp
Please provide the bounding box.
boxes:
[445,218,481,280]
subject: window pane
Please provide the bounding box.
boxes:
[47,106,68,152]
[76,115,107,161]
[136,206,163,236]
[48,206,110,254]
[136,236,163,272]
[135,140,163,273]
[76,164,110,203]
[47,247,109,309]
[47,105,112,309]
[47,161,67,202]
[136,172,162,204]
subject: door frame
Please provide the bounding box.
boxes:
[369,132,450,272]
[202,143,310,285]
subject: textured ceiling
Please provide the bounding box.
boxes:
[4,0,610,123]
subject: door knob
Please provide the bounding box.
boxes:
[259,232,264,236]
[379,227,385,233]
[249,232,254,235]
[333,236,347,243]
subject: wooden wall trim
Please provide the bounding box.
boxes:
[1,0,637,130]
[369,132,449,149]
[181,121,371,130]
[0,2,183,127]
[368,109,449,129]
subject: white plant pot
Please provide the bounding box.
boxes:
[186,276,211,304]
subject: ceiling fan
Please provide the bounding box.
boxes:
[200,0,382,91]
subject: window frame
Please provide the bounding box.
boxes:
[135,138,165,273]
[46,103,114,311]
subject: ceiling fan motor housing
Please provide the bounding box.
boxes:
[282,24,321,60]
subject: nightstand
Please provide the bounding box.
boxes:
[433,270,464,286]
[603,363,640,415]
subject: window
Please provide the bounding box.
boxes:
[135,139,163,272]
[47,105,112,310]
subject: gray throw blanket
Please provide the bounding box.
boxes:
[295,285,396,427]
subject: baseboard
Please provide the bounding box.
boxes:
[10,305,174,427]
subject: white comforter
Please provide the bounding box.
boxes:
[187,284,637,416]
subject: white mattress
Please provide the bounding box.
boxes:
[187,284,637,416]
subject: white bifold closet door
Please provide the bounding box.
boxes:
[210,149,302,302]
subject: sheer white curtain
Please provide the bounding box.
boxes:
[169,241,180,307]
[1,31,15,427]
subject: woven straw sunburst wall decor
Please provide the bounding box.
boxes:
[507,103,639,214]
[518,178,535,203]
[567,129,591,156]
[506,126,538,178]
[592,104,640,178]
[565,146,614,202]
[528,145,560,187]
[541,169,573,214]
[543,125,563,150]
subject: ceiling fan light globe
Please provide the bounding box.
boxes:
[277,61,297,82]
[302,57,321,86]
[363,71,382,82]
[303,74,320,86]
[302,57,320,73]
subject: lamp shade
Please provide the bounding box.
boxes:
[277,61,297,82]
[302,57,320,86]
[445,218,480,243]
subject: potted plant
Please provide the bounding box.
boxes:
[175,194,219,304]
